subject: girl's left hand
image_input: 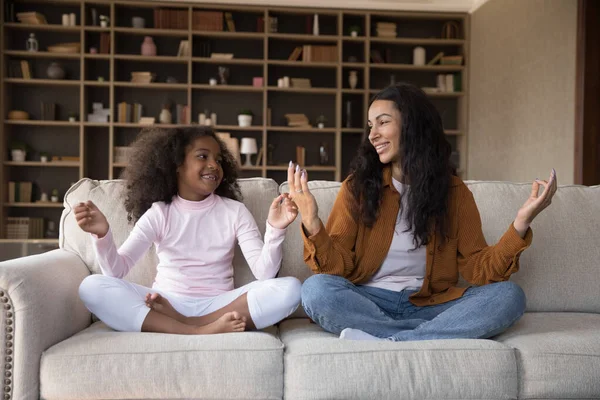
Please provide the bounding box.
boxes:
[514,168,558,237]
[267,193,298,229]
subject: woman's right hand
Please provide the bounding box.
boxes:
[74,200,109,238]
[287,162,321,236]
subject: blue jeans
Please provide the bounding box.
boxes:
[301,274,526,341]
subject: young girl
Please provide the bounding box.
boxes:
[76,126,301,335]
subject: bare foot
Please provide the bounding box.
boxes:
[195,311,246,334]
[145,293,185,323]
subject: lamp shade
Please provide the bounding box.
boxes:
[240,137,258,155]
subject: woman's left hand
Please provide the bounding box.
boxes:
[514,168,558,237]
[267,193,299,229]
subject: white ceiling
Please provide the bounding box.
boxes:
[150,0,490,13]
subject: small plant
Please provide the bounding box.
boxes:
[348,25,361,36]
[68,112,78,122]
[238,109,253,116]
[40,151,48,157]
[51,188,59,197]
[316,115,327,124]
[10,141,27,151]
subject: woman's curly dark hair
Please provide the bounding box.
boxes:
[349,83,456,248]
[122,126,241,223]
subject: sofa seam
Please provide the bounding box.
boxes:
[44,347,285,357]
[283,348,516,357]
[0,287,15,400]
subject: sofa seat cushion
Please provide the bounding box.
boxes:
[494,312,600,399]
[40,322,284,400]
[279,319,518,400]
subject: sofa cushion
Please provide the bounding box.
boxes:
[494,312,600,399]
[60,178,279,288]
[40,322,284,400]
[279,319,518,400]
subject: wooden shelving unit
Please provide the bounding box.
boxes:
[0,0,469,244]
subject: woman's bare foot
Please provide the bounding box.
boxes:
[145,293,185,323]
[195,311,246,334]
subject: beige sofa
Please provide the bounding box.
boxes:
[1,177,599,400]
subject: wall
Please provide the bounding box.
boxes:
[468,0,577,183]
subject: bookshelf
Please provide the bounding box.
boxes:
[1,0,469,244]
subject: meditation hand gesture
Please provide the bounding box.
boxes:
[74,200,109,238]
[267,193,298,229]
[513,169,557,237]
[287,162,321,236]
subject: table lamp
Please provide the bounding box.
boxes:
[240,137,257,167]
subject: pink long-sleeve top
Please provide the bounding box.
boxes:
[92,193,286,297]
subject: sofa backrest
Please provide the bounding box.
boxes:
[61,178,600,314]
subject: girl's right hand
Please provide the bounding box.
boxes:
[287,162,321,236]
[74,200,109,238]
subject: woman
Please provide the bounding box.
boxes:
[287,83,557,341]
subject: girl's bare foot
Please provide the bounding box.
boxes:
[145,293,185,323]
[195,311,246,334]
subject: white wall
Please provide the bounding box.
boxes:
[468,0,577,183]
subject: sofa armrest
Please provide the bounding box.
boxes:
[0,249,91,400]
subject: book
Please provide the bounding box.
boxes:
[427,52,444,65]
[224,12,235,32]
[295,146,305,167]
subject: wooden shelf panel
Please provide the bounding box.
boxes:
[85,54,111,60]
[342,89,366,94]
[114,27,189,37]
[369,64,464,71]
[113,123,185,128]
[192,84,263,92]
[83,80,110,86]
[114,55,190,63]
[268,60,338,68]
[268,33,338,42]
[5,120,80,127]
[368,89,465,98]
[215,125,264,131]
[267,165,336,172]
[268,127,336,133]
[3,23,81,32]
[192,57,264,66]
[85,26,111,32]
[84,122,110,127]
[268,86,336,94]
[114,82,188,90]
[369,38,465,46]
[0,239,59,244]
[4,203,64,208]
[240,166,263,171]
[4,78,81,86]
[343,62,367,68]
[4,161,80,167]
[4,50,81,59]
[193,31,265,39]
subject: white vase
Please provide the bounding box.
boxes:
[51,196,59,203]
[159,108,172,124]
[238,115,252,127]
[413,46,426,65]
[349,71,358,89]
[40,155,48,163]
[11,150,26,162]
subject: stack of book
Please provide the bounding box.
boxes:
[130,72,155,84]
[376,22,397,38]
[17,12,47,24]
[295,146,306,167]
[6,217,45,239]
[40,102,56,120]
[7,60,32,79]
[7,181,33,202]
[302,45,337,62]
[154,8,189,29]
[192,11,223,31]
[99,33,110,54]
[117,102,132,123]
[291,78,311,89]
[285,114,311,128]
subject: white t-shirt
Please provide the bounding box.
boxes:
[363,178,426,292]
[92,193,286,297]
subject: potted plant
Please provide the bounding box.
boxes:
[237,109,253,127]
[68,113,78,123]
[40,152,49,163]
[10,142,27,162]
[316,115,327,129]
[50,189,60,203]
[349,25,361,37]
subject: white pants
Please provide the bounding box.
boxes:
[79,275,301,332]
